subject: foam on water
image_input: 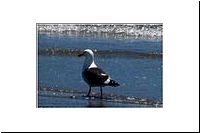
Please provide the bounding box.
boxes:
[37,24,162,40]
[38,87,162,108]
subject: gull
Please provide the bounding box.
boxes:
[78,49,119,98]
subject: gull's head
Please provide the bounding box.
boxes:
[78,49,94,57]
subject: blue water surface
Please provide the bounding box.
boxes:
[38,33,162,52]
[38,33,162,107]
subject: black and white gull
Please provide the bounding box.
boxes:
[78,49,120,98]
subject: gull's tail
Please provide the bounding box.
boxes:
[108,79,120,87]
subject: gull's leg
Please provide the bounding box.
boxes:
[87,86,92,97]
[100,86,103,99]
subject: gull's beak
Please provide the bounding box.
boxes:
[78,52,84,57]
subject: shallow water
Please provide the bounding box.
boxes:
[37,30,162,108]
[38,95,158,108]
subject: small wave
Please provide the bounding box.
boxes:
[38,48,162,59]
[38,87,163,107]
[37,24,162,40]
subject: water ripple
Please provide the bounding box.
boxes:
[38,87,163,107]
[38,48,162,59]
